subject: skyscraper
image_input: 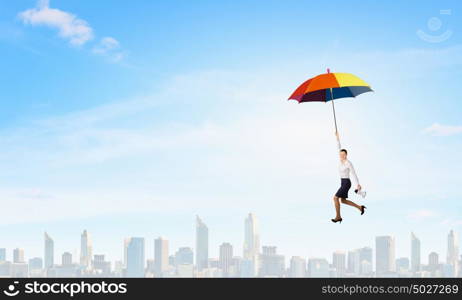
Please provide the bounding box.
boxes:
[243,213,260,276]
[0,248,6,262]
[396,257,410,272]
[358,247,373,276]
[428,252,439,275]
[154,237,169,277]
[125,237,145,277]
[44,232,54,269]
[332,251,346,277]
[62,252,72,266]
[259,246,285,277]
[289,256,306,277]
[307,258,329,277]
[80,230,92,269]
[244,213,260,259]
[175,247,194,266]
[376,236,396,276]
[219,242,233,277]
[411,232,421,274]
[446,230,459,276]
[196,215,209,271]
[13,248,24,263]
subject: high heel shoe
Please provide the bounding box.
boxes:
[331,218,342,223]
[360,206,367,215]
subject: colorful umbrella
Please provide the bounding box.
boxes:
[288,69,372,134]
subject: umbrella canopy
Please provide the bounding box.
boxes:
[288,70,372,103]
[287,69,372,134]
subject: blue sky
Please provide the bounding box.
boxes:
[0,0,461,265]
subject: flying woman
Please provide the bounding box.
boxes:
[331,132,366,223]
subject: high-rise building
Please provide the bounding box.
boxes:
[62,252,72,266]
[13,248,24,263]
[428,252,439,275]
[44,232,54,269]
[396,257,409,272]
[289,256,306,277]
[307,258,329,277]
[195,216,209,271]
[347,249,361,275]
[80,230,92,269]
[93,254,111,275]
[358,247,373,275]
[29,257,43,270]
[219,243,233,277]
[243,213,260,277]
[332,251,346,277]
[0,248,6,261]
[123,238,131,268]
[244,213,260,259]
[447,230,459,276]
[376,236,396,276]
[411,232,421,273]
[154,237,169,277]
[125,237,145,277]
[175,247,194,266]
[259,246,285,277]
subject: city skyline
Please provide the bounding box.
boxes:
[0,213,460,278]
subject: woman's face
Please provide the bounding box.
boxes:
[339,151,347,160]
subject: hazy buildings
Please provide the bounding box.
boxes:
[332,251,346,277]
[308,258,329,277]
[219,243,233,277]
[62,252,72,266]
[396,257,410,274]
[195,216,209,271]
[28,257,43,277]
[0,248,6,261]
[175,247,194,266]
[358,247,373,276]
[44,232,54,269]
[446,230,459,276]
[259,246,285,277]
[244,213,260,259]
[13,248,25,263]
[0,216,460,278]
[125,237,145,277]
[289,256,306,277]
[154,237,169,277]
[93,254,111,275]
[411,232,421,274]
[428,252,440,276]
[376,236,396,276]
[80,230,92,269]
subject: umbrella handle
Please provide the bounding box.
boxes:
[330,88,339,134]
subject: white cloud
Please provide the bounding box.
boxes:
[408,209,438,220]
[18,0,93,46]
[92,36,125,62]
[423,123,462,136]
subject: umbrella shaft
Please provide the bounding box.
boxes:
[330,89,338,133]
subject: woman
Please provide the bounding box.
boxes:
[332,132,366,223]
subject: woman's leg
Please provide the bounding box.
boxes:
[340,198,362,211]
[333,196,341,219]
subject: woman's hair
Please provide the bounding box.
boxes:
[340,149,348,154]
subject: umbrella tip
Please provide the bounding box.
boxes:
[327,68,330,73]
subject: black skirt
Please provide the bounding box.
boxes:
[335,178,351,199]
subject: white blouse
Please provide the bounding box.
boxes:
[336,136,359,184]
[339,160,359,184]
